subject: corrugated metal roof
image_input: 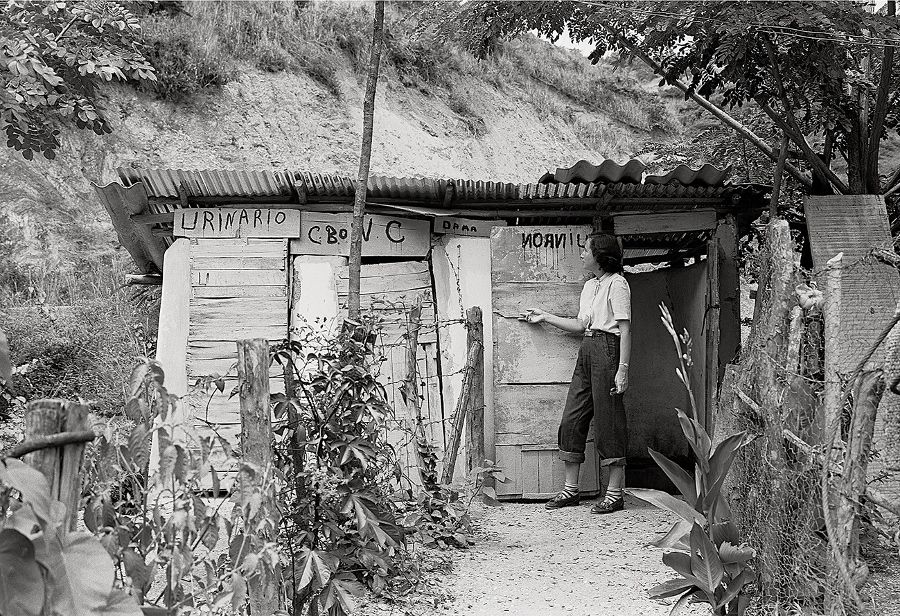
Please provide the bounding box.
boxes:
[103,164,768,274]
[538,159,646,185]
[117,166,759,205]
[644,163,732,187]
[538,159,732,187]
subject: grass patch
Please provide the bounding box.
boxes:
[137,2,469,101]
[0,261,156,416]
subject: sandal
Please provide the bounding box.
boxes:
[590,496,624,514]
[545,490,580,510]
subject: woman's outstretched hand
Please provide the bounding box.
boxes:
[519,308,548,324]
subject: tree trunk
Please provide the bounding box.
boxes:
[348,1,385,319]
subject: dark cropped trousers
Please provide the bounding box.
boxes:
[557,331,627,467]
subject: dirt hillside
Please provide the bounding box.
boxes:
[1,30,699,277]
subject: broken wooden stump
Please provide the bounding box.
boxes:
[24,399,92,532]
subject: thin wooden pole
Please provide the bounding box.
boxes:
[822,253,843,442]
[405,298,434,486]
[769,135,789,219]
[24,399,90,533]
[441,337,482,484]
[836,370,884,575]
[704,237,721,435]
[236,338,280,615]
[464,307,485,474]
[348,0,386,319]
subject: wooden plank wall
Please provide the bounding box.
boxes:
[431,235,496,481]
[185,238,289,479]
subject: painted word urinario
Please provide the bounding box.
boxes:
[521,231,588,250]
[180,208,289,233]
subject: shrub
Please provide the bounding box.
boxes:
[0,263,152,415]
[629,304,757,615]
[140,14,235,102]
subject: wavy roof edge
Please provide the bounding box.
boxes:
[538,159,733,188]
[116,166,766,202]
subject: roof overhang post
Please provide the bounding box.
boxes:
[715,214,741,379]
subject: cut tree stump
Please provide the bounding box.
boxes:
[24,399,91,533]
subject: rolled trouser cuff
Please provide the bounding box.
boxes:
[559,449,586,463]
[600,456,626,467]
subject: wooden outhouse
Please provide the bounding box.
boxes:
[95,160,768,497]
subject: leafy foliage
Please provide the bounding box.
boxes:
[1,0,156,160]
[82,360,272,614]
[437,1,900,193]
[0,457,142,615]
[401,432,505,550]
[628,304,757,616]
[272,317,500,613]
[272,319,407,614]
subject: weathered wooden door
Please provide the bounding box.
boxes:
[291,259,445,489]
[491,225,601,499]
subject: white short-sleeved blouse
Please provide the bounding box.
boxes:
[577,273,631,335]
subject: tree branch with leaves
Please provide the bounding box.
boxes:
[433,0,900,196]
[1,0,156,160]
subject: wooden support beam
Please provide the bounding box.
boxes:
[441,336,483,484]
[465,307,486,474]
[131,212,175,225]
[613,210,717,235]
[705,236,721,434]
[715,215,740,378]
[822,253,844,441]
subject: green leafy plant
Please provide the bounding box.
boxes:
[1,0,156,160]
[627,304,757,616]
[272,319,407,615]
[83,360,273,615]
[0,456,142,615]
[401,432,505,549]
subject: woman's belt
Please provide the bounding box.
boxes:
[583,329,616,337]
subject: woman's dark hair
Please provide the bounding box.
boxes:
[588,233,624,273]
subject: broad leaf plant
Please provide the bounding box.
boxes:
[626,304,757,616]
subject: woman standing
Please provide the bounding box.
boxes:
[521,233,631,514]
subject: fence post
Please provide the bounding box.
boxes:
[236,338,280,614]
[441,332,482,485]
[465,308,485,474]
[24,399,91,533]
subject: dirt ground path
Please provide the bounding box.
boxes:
[365,496,705,616]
